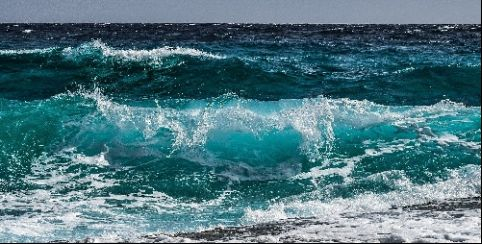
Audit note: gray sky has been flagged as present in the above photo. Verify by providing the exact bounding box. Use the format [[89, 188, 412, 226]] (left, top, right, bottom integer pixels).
[[0, 0, 480, 24]]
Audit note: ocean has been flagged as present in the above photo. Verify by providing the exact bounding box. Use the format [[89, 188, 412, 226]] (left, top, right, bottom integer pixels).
[[0, 24, 480, 242]]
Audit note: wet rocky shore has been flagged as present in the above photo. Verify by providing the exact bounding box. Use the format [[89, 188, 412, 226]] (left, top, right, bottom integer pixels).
[[53, 196, 481, 243]]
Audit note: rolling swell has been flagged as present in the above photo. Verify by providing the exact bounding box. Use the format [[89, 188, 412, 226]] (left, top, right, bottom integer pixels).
[[1, 38, 480, 105], [1, 88, 480, 191]]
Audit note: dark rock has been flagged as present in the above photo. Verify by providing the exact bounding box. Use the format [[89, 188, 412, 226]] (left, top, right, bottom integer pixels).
[[402, 196, 481, 211]]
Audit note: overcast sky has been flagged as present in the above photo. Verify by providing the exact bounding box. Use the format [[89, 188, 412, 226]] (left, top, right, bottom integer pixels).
[[0, 0, 480, 24]]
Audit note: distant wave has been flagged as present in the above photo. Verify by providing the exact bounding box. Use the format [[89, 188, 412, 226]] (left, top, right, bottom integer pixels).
[[63, 40, 225, 63], [0, 47, 56, 55], [0, 40, 480, 105], [0, 40, 224, 63]]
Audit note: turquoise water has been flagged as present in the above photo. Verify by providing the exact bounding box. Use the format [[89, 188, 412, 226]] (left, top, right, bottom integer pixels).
[[0, 24, 480, 242]]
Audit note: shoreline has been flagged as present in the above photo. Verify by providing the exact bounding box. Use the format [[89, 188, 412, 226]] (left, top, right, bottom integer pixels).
[[55, 196, 480, 243], [164, 196, 481, 243]]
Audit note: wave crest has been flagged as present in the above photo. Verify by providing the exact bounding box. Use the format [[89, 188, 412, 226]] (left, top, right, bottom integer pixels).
[[0, 40, 224, 65], [70, 88, 480, 171]]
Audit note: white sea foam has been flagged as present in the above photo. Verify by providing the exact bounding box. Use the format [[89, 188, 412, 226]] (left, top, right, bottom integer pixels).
[[243, 164, 480, 224], [0, 155, 479, 243], [293, 139, 415, 182]]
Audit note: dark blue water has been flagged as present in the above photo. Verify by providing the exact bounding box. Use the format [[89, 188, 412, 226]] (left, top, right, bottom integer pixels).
[[0, 24, 480, 242]]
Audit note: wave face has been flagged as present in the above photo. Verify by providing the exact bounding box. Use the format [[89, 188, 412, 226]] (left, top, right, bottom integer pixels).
[[0, 24, 481, 242]]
